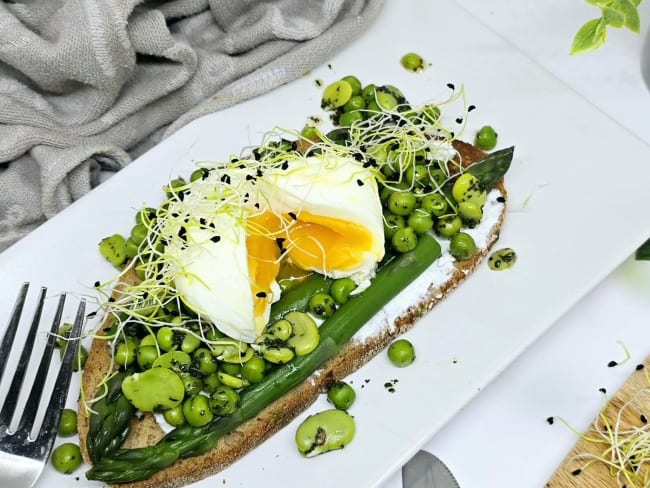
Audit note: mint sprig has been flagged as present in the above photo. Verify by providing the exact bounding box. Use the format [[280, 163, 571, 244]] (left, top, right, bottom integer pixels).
[[572, 0, 643, 54]]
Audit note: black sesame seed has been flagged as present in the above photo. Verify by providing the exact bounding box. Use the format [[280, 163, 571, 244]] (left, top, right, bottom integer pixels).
[[546, 416, 554, 425], [496, 196, 506, 203], [641, 414, 648, 424], [200, 217, 207, 226], [599, 387, 607, 394], [455, 117, 463, 124], [281, 161, 289, 170], [468, 104, 476, 112], [275, 237, 285, 250], [447, 83, 455, 90], [254, 202, 260, 209], [108, 297, 115, 303], [607, 360, 618, 367], [211, 235, 221, 243], [245, 174, 255, 181], [256, 168, 264, 177], [571, 469, 581, 476], [220, 174, 231, 184], [637, 364, 645, 371], [94, 281, 100, 288], [256, 291, 267, 298], [288, 212, 297, 220], [356, 179, 364, 186]]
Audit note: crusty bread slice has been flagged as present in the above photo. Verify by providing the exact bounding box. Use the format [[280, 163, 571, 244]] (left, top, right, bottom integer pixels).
[[78, 140, 507, 488]]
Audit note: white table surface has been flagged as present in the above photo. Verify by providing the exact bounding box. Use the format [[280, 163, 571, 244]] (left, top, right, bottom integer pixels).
[[385, 1, 650, 487]]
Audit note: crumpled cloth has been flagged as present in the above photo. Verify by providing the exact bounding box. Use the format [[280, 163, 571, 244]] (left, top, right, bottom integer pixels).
[[0, 0, 384, 251]]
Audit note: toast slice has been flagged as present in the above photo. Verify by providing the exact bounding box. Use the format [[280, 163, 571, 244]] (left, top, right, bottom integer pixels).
[[78, 139, 507, 488]]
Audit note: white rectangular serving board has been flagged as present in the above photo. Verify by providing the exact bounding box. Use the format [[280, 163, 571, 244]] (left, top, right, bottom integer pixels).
[[2, 0, 650, 487]]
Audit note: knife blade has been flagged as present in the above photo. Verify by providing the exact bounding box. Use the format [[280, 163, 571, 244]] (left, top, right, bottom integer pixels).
[[402, 450, 461, 488]]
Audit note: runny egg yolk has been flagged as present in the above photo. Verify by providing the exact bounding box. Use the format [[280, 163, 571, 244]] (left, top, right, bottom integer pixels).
[[246, 213, 281, 328], [284, 210, 376, 273]]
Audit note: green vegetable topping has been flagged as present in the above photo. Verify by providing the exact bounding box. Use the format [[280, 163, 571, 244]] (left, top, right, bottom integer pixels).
[[327, 381, 356, 410], [58, 408, 78, 437], [183, 395, 214, 427], [308, 293, 337, 319], [475, 125, 498, 150], [330, 278, 357, 305], [400, 52, 428, 72], [321, 80, 353, 110], [387, 339, 416, 367], [51, 442, 82, 474], [121, 368, 185, 412], [488, 248, 517, 270], [295, 409, 356, 457], [449, 232, 477, 261], [98, 234, 127, 267]]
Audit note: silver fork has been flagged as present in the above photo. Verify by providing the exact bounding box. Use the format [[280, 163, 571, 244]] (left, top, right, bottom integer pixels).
[[0, 282, 86, 488]]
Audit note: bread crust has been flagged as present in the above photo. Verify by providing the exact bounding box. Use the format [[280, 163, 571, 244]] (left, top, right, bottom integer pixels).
[[78, 140, 507, 488]]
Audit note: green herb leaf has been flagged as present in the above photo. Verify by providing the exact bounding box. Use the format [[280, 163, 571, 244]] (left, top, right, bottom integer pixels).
[[571, 18, 608, 54], [617, 0, 641, 32], [636, 237, 650, 260], [602, 6, 625, 26], [466, 146, 514, 191]]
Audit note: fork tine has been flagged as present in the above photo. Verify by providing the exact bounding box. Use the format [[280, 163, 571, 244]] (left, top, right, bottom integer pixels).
[[14, 293, 67, 434], [35, 299, 85, 444], [0, 282, 29, 381], [0, 287, 47, 429]]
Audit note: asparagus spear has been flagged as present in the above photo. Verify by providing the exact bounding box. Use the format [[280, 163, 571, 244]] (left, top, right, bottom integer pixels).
[[86, 234, 442, 482]]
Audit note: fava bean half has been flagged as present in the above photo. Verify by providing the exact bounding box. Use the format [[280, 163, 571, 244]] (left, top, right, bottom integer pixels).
[[295, 409, 356, 457], [121, 367, 184, 412]]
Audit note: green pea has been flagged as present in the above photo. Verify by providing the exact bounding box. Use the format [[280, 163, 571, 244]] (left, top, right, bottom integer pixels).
[[400, 52, 427, 72], [391, 227, 418, 253], [420, 194, 448, 217], [387, 339, 415, 367], [137, 345, 159, 370], [388, 191, 417, 216], [343, 95, 366, 112], [135, 207, 157, 226], [192, 347, 218, 375], [258, 338, 295, 364], [121, 367, 184, 412], [452, 173, 486, 206], [330, 278, 357, 305], [181, 373, 203, 397], [322, 80, 353, 110], [428, 168, 447, 188], [406, 164, 429, 184], [407, 209, 434, 235], [51, 442, 82, 474], [268, 319, 292, 341], [114, 338, 137, 367], [180, 332, 201, 355], [57, 408, 78, 437], [458, 201, 483, 228], [488, 248, 517, 271], [286, 311, 320, 356], [55, 323, 73, 349], [309, 293, 336, 319], [166, 177, 187, 198], [220, 362, 242, 376], [125, 238, 139, 259], [156, 326, 176, 352], [190, 168, 209, 182], [449, 232, 477, 261], [366, 99, 382, 114], [163, 405, 185, 427], [435, 215, 462, 238], [209, 386, 240, 416], [383, 213, 406, 241], [295, 409, 356, 457], [341, 75, 362, 96], [375, 90, 398, 111], [475, 125, 498, 150], [139, 333, 157, 347], [327, 381, 356, 410], [380, 186, 396, 205], [182, 395, 214, 427], [361, 84, 377, 104], [99, 234, 127, 267], [338, 110, 364, 127], [241, 354, 266, 384], [421, 105, 441, 124], [129, 224, 148, 246], [202, 372, 222, 394], [59, 344, 88, 372]]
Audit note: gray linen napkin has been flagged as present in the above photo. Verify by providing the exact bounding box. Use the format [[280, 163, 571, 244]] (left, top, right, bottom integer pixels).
[[0, 0, 384, 251]]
